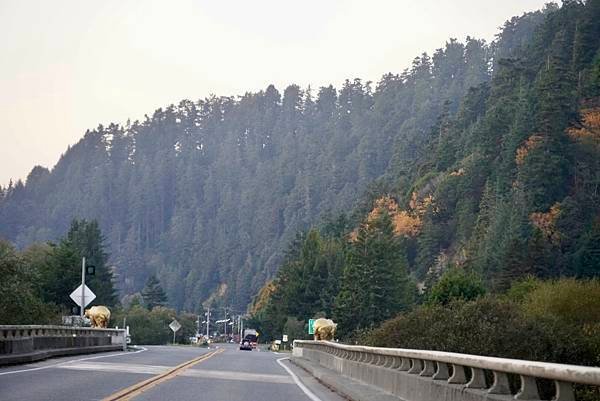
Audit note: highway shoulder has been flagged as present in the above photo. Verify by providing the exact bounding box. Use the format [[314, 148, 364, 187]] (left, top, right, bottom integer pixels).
[[277, 357, 349, 401]]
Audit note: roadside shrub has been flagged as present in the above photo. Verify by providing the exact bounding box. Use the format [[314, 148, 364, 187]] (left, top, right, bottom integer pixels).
[[504, 275, 541, 302], [0, 240, 59, 325], [425, 267, 486, 306], [362, 294, 599, 367], [522, 278, 600, 326], [113, 305, 177, 344]]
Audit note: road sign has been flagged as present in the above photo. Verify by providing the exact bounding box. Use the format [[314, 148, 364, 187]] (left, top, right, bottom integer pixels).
[[86, 265, 96, 275], [169, 319, 182, 344], [308, 319, 315, 335], [169, 319, 182, 333], [69, 284, 96, 308], [282, 335, 288, 342]]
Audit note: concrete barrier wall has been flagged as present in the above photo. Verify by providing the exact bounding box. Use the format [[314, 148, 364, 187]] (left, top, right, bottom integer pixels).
[[293, 340, 600, 401], [0, 325, 126, 365]]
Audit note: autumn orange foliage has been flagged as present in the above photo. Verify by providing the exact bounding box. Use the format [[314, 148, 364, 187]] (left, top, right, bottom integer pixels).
[[392, 210, 422, 237], [349, 194, 436, 240], [567, 108, 600, 145], [516, 134, 543, 165], [530, 203, 561, 244], [250, 280, 277, 315]]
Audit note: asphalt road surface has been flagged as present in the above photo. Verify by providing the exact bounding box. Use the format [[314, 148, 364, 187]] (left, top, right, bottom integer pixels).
[[0, 344, 345, 401]]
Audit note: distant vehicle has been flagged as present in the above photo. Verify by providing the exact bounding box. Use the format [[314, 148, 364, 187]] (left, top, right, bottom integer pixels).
[[240, 328, 258, 350], [239, 338, 252, 351]]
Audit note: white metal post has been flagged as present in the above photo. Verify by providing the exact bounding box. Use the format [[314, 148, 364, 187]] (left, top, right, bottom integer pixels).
[[197, 314, 200, 337], [80, 257, 86, 318], [206, 308, 210, 338]]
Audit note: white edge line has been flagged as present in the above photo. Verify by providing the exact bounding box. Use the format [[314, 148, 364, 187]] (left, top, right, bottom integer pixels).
[[0, 346, 147, 376], [277, 357, 322, 401]]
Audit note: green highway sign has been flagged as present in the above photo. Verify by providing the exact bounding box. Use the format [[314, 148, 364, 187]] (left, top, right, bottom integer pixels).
[[308, 318, 315, 335]]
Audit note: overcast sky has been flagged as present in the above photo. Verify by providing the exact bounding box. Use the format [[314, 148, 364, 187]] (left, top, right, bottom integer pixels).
[[0, 0, 549, 187]]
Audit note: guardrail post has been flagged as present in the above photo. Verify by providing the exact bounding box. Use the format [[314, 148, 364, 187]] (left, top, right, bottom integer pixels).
[[398, 357, 411, 371], [433, 362, 449, 380], [488, 371, 511, 395], [554, 381, 575, 401], [408, 359, 423, 374], [448, 364, 468, 384], [466, 367, 487, 389], [515, 375, 541, 400], [420, 360, 436, 377]]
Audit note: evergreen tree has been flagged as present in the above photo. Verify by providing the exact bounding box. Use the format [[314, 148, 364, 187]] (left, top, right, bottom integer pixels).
[[67, 219, 118, 307], [37, 239, 81, 311], [142, 275, 168, 310], [335, 211, 412, 336]]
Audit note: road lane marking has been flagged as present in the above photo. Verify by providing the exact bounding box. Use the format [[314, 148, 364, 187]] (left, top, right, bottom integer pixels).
[[59, 361, 294, 384], [0, 347, 147, 377], [103, 348, 224, 401], [277, 357, 323, 401], [58, 362, 169, 375], [181, 368, 293, 384]]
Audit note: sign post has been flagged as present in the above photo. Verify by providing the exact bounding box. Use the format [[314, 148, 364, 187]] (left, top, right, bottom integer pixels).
[[169, 319, 182, 344], [80, 257, 85, 318], [282, 334, 288, 351]]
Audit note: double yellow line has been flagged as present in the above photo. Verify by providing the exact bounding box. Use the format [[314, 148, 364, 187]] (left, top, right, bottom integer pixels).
[[103, 348, 224, 401]]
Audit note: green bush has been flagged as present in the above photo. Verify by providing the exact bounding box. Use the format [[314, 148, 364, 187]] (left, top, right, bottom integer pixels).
[[112, 305, 174, 344], [504, 275, 541, 302], [362, 293, 599, 367], [111, 305, 199, 345], [425, 267, 486, 306], [0, 240, 59, 324], [522, 278, 600, 327]]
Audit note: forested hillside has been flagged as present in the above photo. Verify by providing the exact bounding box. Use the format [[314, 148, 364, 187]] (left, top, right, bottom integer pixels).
[[250, 0, 600, 341], [0, 2, 589, 314]]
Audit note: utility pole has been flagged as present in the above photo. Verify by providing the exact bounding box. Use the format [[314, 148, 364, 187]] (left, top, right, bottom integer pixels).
[[196, 314, 200, 337], [223, 306, 229, 338], [80, 257, 86, 318], [205, 308, 210, 338]]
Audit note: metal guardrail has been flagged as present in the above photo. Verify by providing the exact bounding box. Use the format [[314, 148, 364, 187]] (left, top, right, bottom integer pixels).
[[293, 340, 600, 401]]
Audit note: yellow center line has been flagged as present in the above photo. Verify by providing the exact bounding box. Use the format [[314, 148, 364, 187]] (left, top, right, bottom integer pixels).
[[102, 348, 225, 401]]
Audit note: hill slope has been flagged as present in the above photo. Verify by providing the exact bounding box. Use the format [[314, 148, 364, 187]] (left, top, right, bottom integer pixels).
[[0, 6, 557, 311]]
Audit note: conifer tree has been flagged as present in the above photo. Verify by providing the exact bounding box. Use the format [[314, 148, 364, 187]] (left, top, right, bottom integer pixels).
[[142, 275, 168, 310], [67, 219, 118, 307], [335, 211, 412, 336]]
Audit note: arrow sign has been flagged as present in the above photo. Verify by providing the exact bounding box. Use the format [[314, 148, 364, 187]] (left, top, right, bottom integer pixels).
[[70, 284, 96, 308], [169, 319, 182, 333]]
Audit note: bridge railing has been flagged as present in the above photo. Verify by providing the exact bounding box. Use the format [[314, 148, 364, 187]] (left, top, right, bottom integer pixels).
[[293, 340, 600, 401], [0, 325, 126, 365]]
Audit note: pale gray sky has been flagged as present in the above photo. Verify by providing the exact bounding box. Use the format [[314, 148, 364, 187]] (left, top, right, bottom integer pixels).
[[0, 0, 548, 187]]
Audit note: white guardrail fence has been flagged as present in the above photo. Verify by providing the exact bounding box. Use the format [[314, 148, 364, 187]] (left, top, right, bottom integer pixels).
[[292, 340, 600, 401]]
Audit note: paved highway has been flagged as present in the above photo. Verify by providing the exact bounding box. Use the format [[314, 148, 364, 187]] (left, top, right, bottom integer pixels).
[[0, 344, 344, 401]]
